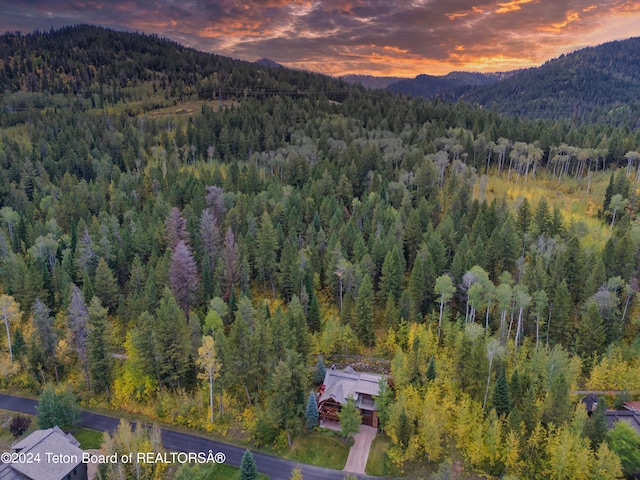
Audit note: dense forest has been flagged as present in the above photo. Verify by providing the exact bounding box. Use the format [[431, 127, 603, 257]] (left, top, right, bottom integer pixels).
[[447, 37, 640, 126], [1, 25, 640, 479], [377, 37, 640, 127]]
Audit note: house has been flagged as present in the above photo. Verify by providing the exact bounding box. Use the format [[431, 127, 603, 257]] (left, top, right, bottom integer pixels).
[[605, 408, 640, 436], [317, 365, 386, 428], [0, 426, 88, 480]]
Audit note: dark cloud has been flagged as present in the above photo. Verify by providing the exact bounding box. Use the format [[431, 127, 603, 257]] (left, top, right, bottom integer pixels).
[[0, 0, 638, 75]]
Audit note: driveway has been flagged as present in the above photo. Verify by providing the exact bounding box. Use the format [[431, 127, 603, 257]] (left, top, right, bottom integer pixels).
[[344, 424, 378, 475]]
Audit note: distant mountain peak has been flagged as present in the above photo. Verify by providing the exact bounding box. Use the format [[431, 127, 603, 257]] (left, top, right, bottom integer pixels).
[[255, 58, 284, 68]]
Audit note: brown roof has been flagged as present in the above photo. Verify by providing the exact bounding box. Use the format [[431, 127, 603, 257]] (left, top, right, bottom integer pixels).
[[318, 366, 385, 410]]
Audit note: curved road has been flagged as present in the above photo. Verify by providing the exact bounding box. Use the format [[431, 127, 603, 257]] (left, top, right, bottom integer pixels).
[[0, 394, 385, 480]]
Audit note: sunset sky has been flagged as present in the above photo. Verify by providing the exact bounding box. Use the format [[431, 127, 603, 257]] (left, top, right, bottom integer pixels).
[[1, 0, 639, 77]]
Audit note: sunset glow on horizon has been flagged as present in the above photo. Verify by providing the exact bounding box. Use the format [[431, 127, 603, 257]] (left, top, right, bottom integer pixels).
[[1, 0, 639, 77]]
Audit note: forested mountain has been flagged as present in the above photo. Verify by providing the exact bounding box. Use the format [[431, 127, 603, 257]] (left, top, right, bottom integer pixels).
[[341, 74, 409, 89], [387, 71, 504, 97], [1, 25, 640, 480], [448, 37, 640, 125], [0, 24, 354, 109]]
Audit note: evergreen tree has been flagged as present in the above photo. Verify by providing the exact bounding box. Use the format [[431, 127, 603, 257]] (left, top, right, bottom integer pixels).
[[93, 257, 119, 313], [256, 212, 278, 296], [575, 301, 606, 367], [533, 197, 551, 236], [378, 247, 403, 304], [355, 273, 375, 346], [313, 357, 326, 385], [240, 450, 258, 480], [30, 297, 58, 383], [155, 289, 191, 389], [87, 296, 111, 395], [515, 197, 532, 254], [307, 291, 320, 333], [305, 392, 319, 429], [396, 407, 412, 448], [585, 399, 608, 450], [492, 367, 511, 416], [375, 377, 392, 433], [169, 240, 200, 319], [543, 372, 572, 426], [549, 280, 572, 347], [426, 356, 437, 382], [509, 369, 524, 410], [37, 385, 79, 430], [607, 420, 640, 476], [267, 350, 308, 446], [408, 253, 427, 316]]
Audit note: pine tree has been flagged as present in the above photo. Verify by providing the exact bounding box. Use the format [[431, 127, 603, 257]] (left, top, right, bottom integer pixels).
[[165, 206, 189, 249], [93, 257, 119, 313], [585, 399, 608, 450], [575, 301, 606, 367], [87, 297, 111, 394], [375, 377, 392, 433], [30, 297, 58, 383], [307, 291, 320, 333], [256, 212, 278, 296], [155, 289, 191, 389], [492, 367, 511, 416], [37, 385, 79, 430], [169, 240, 200, 319], [240, 450, 258, 480], [305, 392, 319, 429], [408, 252, 428, 316], [607, 420, 640, 476], [355, 273, 375, 346], [515, 197, 532, 254], [426, 356, 436, 382], [396, 407, 412, 448], [378, 247, 403, 304], [221, 227, 240, 300], [549, 280, 572, 347], [543, 372, 572, 426], [313, 357, 326, 385]]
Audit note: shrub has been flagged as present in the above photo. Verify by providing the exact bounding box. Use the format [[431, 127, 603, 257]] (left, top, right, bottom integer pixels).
[[9, 415, 32, 437]]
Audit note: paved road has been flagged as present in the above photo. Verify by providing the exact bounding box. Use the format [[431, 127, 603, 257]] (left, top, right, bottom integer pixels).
[[0, 394, 385, 480]]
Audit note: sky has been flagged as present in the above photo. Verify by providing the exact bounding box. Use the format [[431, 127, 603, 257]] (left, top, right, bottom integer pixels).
[[1, 0, 639, 77]]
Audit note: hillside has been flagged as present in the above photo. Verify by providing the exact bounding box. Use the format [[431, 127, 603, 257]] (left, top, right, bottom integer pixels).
[[0, 25, 354, 109], [341, 74, 408, 89], [387, 71, 505, 97], [451, 37, 640, 125]]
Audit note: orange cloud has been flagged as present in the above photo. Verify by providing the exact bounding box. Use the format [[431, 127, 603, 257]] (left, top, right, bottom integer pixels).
[[447, 12, 469, 20], [383, 45, 409, 54], [538, 11, 581, 32], [495, 0, 535, 14], [198, 22, 271, 38]]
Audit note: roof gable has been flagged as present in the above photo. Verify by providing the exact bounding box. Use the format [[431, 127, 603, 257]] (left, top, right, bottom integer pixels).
[[8, 428, 83, 480], [318, 366, 385, 408]]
